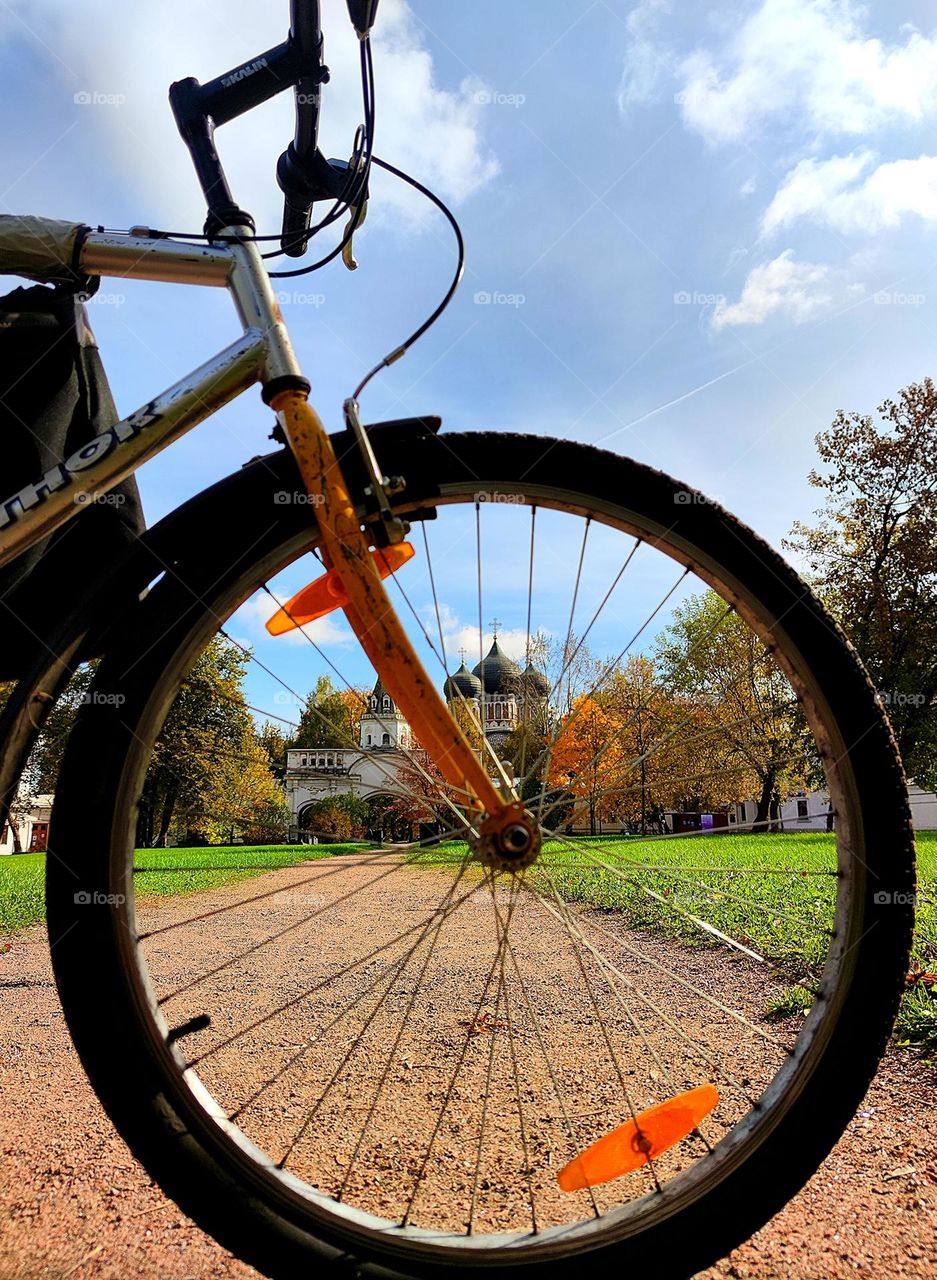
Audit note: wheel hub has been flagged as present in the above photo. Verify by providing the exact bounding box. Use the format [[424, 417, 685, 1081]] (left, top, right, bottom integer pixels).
[[473, 801, 541, 872]]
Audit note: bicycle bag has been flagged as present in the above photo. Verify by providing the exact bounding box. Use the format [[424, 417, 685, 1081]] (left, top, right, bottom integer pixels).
[[0, 283, 145, 680]]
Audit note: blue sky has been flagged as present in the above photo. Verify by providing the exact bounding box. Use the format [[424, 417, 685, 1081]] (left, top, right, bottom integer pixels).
[[3, 0, 936, 716]]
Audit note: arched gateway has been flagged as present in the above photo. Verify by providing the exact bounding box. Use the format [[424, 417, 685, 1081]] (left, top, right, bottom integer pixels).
[[284, 639, 549, 839]]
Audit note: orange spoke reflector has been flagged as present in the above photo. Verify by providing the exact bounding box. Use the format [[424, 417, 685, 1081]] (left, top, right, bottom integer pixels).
[[557, 1083, 719, 1192], [266, 542, 416, 635]]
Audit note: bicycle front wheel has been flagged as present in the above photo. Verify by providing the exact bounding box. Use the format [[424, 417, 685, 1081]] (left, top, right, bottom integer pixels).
[[46, 432, 914, 1279]]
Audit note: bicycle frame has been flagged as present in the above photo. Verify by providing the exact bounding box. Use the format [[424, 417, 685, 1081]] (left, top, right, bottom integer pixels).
[[0, 230, 295, 566], [0, 224, 518, 828]]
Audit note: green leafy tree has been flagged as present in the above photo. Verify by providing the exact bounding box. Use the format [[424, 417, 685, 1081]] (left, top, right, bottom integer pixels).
[[292, 676, 365, 750], [786, 379, 937, 788]]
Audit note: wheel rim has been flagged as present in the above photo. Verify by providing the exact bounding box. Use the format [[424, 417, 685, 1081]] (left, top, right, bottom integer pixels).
[[97, 462, 878, 1269]]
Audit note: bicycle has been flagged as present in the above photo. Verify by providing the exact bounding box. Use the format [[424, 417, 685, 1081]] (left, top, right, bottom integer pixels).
[[0, 2, 915, 1277]]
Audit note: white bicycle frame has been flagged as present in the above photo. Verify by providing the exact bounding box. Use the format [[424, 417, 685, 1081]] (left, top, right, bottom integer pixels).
[[0, 227, 300, 568]]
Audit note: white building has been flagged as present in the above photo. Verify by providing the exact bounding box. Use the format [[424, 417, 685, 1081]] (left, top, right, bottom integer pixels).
[[732, 790, 833, 832], [284, 639, 550, 836], [0, 794, 53, 854]]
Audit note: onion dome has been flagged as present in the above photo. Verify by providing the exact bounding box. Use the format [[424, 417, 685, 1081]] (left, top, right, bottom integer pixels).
[[472, 638, 521, 695], [444, 661, 482, 700], [522, 663, 550, 698]]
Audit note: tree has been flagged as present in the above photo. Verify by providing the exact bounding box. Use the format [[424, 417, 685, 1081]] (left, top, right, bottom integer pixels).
[[656, 592, 810, 830], [786, 379, 937, 788], [195, 734, 291, 845], [604, 655, 688, 831], [1, 668, 94, 850], [257, 720, 290, 783], [385, 752, 449, 833], [299, 794, 368, 841], [292, 676, 366, 751], [547, 695, 624, 834], [138, 637, 289, 846]]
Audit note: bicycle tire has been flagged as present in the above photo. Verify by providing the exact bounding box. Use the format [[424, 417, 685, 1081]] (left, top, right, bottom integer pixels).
[[45, 433, 914, 1279]]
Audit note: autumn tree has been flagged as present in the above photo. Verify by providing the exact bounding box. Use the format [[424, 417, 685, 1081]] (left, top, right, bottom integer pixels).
[[547, 694, 624, 834], [196, 732, 291, 845], [299, 794, 368, 841], [785, 379, 937, 788], [604, 655, 691, 831], [257, 720, 290, 783], [385, 752, 451, 837], [138, 638, 289, 846], [656, 592, 809, 831]]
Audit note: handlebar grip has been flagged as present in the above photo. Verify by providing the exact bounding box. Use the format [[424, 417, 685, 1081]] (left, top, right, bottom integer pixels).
[[281, 195, 313, 258]]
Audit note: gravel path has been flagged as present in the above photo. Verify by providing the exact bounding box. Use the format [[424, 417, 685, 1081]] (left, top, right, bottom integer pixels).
[[1, 852, 934, 1279]]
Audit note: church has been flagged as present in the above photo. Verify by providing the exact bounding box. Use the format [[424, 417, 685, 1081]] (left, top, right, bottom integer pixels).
[[284, 631, 549, 838]]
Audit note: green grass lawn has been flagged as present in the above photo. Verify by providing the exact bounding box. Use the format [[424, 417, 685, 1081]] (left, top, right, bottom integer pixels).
[[0, 843, 366, 934], [411, 829, 936, 1051], [3, 831, 934, 1049]]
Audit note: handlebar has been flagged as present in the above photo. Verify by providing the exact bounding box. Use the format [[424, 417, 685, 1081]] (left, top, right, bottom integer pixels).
[[277, 1, 379, 257], [276, 0, 326, 254], [169, 0, 378, 251]]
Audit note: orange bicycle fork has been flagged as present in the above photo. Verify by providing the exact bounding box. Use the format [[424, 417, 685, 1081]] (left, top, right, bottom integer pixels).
[[271, 389, 540, 867]]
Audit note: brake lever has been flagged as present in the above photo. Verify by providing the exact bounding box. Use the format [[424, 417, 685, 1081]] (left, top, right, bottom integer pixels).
[[341, 197, 368, 271]]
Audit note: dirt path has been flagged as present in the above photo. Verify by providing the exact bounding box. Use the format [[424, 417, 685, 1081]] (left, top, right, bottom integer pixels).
[[1, 852, 934, 1279]]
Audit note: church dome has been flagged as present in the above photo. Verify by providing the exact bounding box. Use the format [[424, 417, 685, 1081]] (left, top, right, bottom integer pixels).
[[522, 663, 550, 698], [444, 661, 482, 700], [472, 639, 521, 695]]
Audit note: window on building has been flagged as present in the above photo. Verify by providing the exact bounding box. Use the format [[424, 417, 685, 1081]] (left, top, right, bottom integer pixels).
[[383, 696, 390, 711], [366, 734, 372, 746], [382, 733, 390, 745], [797, 799, 809, 820], [301, 756, 307, 766]]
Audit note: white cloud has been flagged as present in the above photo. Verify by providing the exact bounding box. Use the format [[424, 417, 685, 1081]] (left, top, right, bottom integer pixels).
[[739, 176, 757, 196], [676, 0, 937, 145], [711, 249, 833, 327], [429, 603, 534, 671], [762, 149, 937, 235], [11, 0, 497, 230], [618, 0, 673, 113], [236, 590, 355, 648]]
